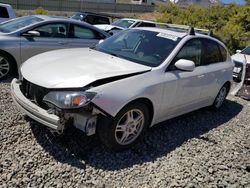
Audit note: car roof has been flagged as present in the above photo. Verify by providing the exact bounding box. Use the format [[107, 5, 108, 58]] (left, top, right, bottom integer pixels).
[[8, 15, 109, 37], [134, 27, 218, 40], [120, 18, 156, 24], [0, 3, 12, 7], [134, 27, 188, 38], [34, 15, 72, 21]]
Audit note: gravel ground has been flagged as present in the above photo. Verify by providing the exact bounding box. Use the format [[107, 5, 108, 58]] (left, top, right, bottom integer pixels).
[[0, 81, 249, 187]]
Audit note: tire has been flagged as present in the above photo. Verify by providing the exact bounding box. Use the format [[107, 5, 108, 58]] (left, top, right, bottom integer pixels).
[[211, 84, 229, 110], [98, 103, 149, 151], [0, 52, 15, 80]]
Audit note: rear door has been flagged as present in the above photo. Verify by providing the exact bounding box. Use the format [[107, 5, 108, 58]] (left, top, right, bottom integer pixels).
[[20, 22, 69, 63], [200, 39, 230, 102], [67, 23, 106, 48]]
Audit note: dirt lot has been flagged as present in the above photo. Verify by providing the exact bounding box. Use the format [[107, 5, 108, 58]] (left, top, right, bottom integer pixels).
[[0, 80, 249, 187]]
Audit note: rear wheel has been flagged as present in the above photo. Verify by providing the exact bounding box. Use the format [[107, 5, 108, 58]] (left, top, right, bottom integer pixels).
[[212, 84, 229, 110], [98, 103, 149, 151], [0, 53, 15, 80]]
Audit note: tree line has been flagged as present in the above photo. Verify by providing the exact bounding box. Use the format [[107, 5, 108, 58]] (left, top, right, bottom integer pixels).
[[156, 2, 250, 53]]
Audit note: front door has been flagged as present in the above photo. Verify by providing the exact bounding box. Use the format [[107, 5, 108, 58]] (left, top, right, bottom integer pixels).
[[160, 39, 206, 120], [20, 23, 69, 63]]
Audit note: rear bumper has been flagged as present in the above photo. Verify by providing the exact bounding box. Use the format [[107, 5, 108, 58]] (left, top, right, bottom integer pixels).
[[11, 79, 63, 131]]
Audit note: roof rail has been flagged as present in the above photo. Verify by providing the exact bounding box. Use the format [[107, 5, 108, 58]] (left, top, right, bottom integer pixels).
[[156, 22, 213, 36]]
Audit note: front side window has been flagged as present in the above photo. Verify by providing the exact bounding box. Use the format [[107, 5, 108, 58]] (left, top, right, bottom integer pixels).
[[0, 16, 43, 33], [96, 29, 180, 67], [34, 23, 68, 38], [69, 24, 103, 39], [203, 39, 222, 65], [173, 39, 202, 66]]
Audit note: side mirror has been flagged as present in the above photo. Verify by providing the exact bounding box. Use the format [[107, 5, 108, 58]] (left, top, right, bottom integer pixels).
[[22, 31, 40, 37], [236, 49, 242, 53], [174, 59, 195, 72], [98, 39, 104, 44]]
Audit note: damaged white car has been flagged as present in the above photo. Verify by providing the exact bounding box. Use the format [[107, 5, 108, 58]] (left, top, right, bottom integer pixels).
[[11, 27, 233, 151]]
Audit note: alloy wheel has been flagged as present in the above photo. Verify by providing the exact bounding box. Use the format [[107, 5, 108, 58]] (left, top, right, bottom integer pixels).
[[0, 56, 10, 79], [115, 109, 145, 145], [215, 86, 227, 108]]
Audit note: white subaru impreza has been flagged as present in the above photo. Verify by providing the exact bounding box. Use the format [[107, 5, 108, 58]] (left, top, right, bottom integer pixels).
[[11, 27, 234, 151]]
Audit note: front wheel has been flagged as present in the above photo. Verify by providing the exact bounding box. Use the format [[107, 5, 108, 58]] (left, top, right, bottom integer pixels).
[[98, 103, 149, 151], [211, 84, 229, 110], [0, 53, 15, 80]]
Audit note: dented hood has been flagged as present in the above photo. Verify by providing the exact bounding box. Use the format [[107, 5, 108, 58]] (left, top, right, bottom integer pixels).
[[21, 48, 151, 88], [231, 53, 250, 64]]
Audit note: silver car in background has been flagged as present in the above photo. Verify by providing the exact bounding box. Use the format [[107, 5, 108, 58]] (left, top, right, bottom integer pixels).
[[0, 15, 109, 80]]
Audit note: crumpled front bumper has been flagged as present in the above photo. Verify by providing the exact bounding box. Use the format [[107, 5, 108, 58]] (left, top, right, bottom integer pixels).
[[11, 78, 63, 131]]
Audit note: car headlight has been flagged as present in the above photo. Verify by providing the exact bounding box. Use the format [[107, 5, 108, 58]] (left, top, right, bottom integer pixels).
[[43, 91, 97, 109]]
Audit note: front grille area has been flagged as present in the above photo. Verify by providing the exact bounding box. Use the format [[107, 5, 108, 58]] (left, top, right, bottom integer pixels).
[[20, 79, 50, 110]]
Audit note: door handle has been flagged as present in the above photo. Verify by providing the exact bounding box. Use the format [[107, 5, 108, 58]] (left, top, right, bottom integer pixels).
[[197, 75, 204, 79], [58, 41, 67, 45], [221, 69, 226, 72]]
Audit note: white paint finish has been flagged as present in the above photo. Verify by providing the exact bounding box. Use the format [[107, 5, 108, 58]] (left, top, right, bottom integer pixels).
[[21, 48, 151, 88], [17, 28, 234, 129], [231, 53, 250, 64]]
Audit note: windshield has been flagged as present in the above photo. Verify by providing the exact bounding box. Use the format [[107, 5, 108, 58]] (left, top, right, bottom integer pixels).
[[0, 16, 43, 33], [96, 29, 180, 67], [71, 13, 86, 21], [112, 19, 135, 29], [241, 46, 250, 55]]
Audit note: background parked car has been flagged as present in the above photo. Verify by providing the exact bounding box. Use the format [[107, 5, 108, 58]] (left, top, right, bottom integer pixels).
[[71, 12, 111, 25], [231, 46, 250, 99], [0, 15, 109, 80], [0, 3, 16, 23], [231, 46, 250, 82], [95, 18, 157, 35]]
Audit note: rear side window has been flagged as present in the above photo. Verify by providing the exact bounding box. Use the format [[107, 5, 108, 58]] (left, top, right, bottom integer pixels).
[[137, 22, 156, 27], [94, 16, 110, 25], [0, 6, 9, 18], [70, 24, 105, 39], [203, 39, 222, 65], [85, 15, 110, 25]]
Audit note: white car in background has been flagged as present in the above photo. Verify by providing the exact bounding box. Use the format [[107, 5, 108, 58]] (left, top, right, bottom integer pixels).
[[11, 27, 233, 151], [231, 46, 250, 82], [95, 18, 156, 35]]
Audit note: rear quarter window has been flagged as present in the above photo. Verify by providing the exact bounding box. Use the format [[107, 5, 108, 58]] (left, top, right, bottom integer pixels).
[[0, 6, 9, 18], [218, 45, 228, 62]]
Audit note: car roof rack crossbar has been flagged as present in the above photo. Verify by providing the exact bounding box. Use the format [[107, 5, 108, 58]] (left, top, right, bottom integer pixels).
[[156, 22, 213, 36]]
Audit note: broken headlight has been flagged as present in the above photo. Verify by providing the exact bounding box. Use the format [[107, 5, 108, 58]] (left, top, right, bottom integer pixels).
[[43, 91, 97, 109]]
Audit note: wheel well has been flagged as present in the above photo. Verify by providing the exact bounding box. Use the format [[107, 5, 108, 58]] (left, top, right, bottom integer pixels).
[[126, 98, 154, 127], [0, 50, 18, 73], [224, 81, 231, 92]]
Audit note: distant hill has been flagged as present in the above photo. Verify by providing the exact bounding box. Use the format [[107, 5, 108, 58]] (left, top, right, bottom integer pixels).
[[156, 0, 222, 7]]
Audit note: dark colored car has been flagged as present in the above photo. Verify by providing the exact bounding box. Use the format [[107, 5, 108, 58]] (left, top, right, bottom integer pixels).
[[71, 12, 111, 25]]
